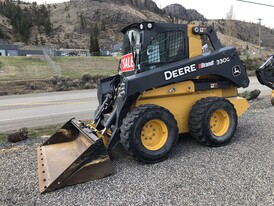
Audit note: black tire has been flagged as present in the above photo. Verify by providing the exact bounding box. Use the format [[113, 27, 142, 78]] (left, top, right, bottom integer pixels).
[[120, 105, 179, 163], [188, 97, 237, 147], [271, 96, 274, 106]]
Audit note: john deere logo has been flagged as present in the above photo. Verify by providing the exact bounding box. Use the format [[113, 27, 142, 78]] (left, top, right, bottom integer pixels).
[[232, 66, 241, 76]]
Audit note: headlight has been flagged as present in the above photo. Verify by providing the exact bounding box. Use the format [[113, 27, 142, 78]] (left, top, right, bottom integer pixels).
[[147, 23, 153, 29]]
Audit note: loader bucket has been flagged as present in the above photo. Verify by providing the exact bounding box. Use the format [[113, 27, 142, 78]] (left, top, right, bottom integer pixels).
[[37, 118, 113, 194]]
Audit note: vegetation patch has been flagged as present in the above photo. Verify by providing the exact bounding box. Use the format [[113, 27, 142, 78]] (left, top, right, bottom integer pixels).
[[0, 124, 62, 144], [242, 57, 265, 76], [0, 56, 119, 95], [0, 55, 266, 96], [0, 121, 91, 144]]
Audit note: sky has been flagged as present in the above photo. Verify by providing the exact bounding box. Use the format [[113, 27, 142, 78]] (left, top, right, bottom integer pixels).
[[25, 0, 274, 29]]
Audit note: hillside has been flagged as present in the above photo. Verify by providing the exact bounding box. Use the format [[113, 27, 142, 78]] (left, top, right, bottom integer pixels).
[[0, 0, 205, 49], [46, 0, 170, 48], [207, 19, 274, 50], [163, 3, 205, 22]]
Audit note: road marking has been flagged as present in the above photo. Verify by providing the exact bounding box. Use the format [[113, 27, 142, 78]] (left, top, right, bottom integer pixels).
[[0, 109, 94, 122], [0, 100, 96, 107], [0, 100, 98, 115]]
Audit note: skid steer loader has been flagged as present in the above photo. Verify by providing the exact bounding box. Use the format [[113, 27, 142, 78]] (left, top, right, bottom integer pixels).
[[37, 22, 274, 194]]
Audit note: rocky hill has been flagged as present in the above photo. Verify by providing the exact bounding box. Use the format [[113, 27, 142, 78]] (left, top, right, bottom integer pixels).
[[0, 0, 206, 49], [46, 0, 170, 49], [163, 4, 205, 22], [48, 0, 207, 48], [207, 19, 274, 50]]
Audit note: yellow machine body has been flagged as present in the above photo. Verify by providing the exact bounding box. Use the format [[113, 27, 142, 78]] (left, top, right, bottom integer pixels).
[[135, 81, 249, 134]]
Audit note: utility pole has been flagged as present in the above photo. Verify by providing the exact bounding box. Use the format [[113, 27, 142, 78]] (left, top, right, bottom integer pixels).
[[258, 18, 262, 54]]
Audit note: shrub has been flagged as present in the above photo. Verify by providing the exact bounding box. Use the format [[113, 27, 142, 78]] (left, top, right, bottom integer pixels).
[[49, 75, 59, 85], [80, 72, 92, 83], [84, 82, 93, 89], [242, 57, 264, 76], [29, 82, 36, 90]]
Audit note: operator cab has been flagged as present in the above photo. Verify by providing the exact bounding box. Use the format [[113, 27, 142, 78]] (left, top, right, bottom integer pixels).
[[120, 22, 189, 76]]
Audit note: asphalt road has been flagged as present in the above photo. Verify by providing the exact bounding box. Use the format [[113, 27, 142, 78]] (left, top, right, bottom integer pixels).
[[0, 76, 272, 132], [0, 89, 99, 132]]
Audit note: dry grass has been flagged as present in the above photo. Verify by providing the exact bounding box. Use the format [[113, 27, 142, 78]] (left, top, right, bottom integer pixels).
[[0, 56, 119, 81], [0, 56, 52, 81], [54, 56, 120, 78], [0, 124, 62, 144]]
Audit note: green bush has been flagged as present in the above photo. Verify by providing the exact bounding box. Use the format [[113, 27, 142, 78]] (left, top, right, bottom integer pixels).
[[242, 57, 264, 75], [80, 72, 92, 83]]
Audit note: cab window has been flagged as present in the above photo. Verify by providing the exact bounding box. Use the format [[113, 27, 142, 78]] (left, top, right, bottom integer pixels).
[[141, 30, 186, 70]]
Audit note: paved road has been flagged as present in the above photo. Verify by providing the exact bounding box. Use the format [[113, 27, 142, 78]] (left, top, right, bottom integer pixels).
[[0, 76, 272, 132], [0, 89, 99, 132], [239, 76, 272, 96]]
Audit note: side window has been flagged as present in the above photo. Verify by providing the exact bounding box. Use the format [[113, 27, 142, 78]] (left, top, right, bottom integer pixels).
[[142, 30, 186, 70], [201, 35, 214, 53]]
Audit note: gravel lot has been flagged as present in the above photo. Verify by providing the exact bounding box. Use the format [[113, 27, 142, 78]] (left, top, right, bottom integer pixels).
[[0, 96, 274, 206]]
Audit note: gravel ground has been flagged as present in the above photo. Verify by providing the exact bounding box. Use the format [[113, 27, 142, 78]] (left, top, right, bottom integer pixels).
[[0, 96, 274, 206]]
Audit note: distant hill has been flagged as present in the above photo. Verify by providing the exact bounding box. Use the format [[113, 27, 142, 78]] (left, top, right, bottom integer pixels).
[[163, 4, 205, 22], [0, 0, 207, 48], [207, 19, 274, 50]]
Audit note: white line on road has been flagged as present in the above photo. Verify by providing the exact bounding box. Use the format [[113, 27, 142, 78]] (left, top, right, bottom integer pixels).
[[0, 109, 94, 122]]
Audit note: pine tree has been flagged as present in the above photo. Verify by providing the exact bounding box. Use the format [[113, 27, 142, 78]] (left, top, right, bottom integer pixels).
[[0, 28, 5, 38], [89, 31, 94, 54], [35, 34, 39, 45], [80, 13, 86, 33], [101, 19, 106, 31], [93, 35, 100, 56], [93, 23, 99, 36], [89, 25, 100, 56]]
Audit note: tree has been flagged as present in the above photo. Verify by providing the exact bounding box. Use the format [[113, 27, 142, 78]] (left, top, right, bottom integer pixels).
[[79, 13, 86, 33], [93, 35, 100, 56], [0, 28, 5, 38], [0, 0, 53, 42], [35, 34, 39, 45], [89, 25, 100, 56], [93, 23, 99, 36], [100, 19, 106, 31], [224, 5, 237, 37], [40, 36, 45, 45]]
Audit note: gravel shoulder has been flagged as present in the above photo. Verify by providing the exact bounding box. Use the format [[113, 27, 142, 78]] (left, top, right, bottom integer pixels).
[[0, 97, 274, 206]]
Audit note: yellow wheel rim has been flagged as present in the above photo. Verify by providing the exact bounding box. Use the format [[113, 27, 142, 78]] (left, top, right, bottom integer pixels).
[[141, 119, 168, 151], [210, 109, 230, 137]]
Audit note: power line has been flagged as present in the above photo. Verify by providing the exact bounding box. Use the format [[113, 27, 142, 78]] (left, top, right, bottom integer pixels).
[[236, 0, 274, 7]]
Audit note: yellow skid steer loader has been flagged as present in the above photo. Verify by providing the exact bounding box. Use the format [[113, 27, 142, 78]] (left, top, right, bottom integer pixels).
[[37, 22, 274, 193]]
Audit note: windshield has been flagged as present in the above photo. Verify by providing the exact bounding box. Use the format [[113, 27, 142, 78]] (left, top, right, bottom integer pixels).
[[122, 29, 141, 55]]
